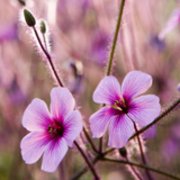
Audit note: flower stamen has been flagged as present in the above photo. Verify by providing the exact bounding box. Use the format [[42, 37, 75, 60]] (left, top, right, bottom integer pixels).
[[48, 120, 64, 138], [112, 99, 128, 113]]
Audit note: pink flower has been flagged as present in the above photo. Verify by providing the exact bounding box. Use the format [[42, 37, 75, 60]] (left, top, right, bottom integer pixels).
[[20, 87, 82, 172], [89, 71, 161, 148]]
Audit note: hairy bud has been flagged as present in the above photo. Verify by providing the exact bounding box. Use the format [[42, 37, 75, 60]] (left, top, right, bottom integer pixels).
[[40, 20, 46, 34], [119, 147, 127, 158], [23, 9, 36, 27]]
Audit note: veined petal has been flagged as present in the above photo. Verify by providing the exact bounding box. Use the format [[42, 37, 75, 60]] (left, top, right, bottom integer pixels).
[[22, 98, 51, 132], [50, 87, 75, 119], [121, 71, 152, 99], [63, 110, 83, 147], [89, 107, 114, 138], [41, 138, 68, 172], [128, 95, 161, 128], [93, 76, 121, 105], [108, 115, 134, 148], [20, 132, 47, 164]]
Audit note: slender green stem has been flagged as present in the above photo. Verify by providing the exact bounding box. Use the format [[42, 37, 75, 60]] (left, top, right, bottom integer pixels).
[[32, 27, 64, 87], [102, 158, 180, 180], [106, 0, 126, 75], [74, 141, 100, 180], [132, 120, 153, 180], [71, 157, 99, 180], [42, 33, 48, 50], [83, 127, 99, 153], [99, 137, 103, 153], [71, 148, 112, 180], [130, 97, 180, 140], [103, 148, 115, 156], [127, 114, 153, 179], [125, 157, 143, 180]]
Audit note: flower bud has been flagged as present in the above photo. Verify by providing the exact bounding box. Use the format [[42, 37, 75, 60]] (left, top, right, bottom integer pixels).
[[40, 20, 46, 34], [23, 9, 36, 27], [119, 147, 127, 158]]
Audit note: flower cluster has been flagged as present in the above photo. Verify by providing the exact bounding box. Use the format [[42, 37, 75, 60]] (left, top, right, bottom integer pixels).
[[21, 70, 161, 172]]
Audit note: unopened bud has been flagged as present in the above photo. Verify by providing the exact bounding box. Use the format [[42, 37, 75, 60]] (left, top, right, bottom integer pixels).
[[23, 9, 36, 27], [119, 147, 127, 158], [40, 20, 46, 34]]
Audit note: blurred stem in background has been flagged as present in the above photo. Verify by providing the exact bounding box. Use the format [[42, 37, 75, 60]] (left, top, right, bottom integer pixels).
[[130, 118, 153, 180]]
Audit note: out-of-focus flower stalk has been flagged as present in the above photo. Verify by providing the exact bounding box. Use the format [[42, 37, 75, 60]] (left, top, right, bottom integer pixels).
[[119, 147, 143, 180], [129, 116, 153, 180]]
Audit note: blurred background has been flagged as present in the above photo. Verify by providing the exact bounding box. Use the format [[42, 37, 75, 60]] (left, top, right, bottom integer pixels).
[[0, 0, 179, 179]]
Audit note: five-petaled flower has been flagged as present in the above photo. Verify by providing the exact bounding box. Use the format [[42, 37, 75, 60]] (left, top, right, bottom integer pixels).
[[89, 71, 161, 148], [20, 87, 82, 172]]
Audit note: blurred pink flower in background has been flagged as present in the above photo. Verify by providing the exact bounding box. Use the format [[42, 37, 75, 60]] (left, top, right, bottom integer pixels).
[[0, 22, 18, 43], [90, 30, 110, 65], [20, 87, 82, 172], [89, 71, 161, 148], [162, 121, 180, 162]]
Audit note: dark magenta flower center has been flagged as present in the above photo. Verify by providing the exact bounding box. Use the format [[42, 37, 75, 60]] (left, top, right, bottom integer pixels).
[[112, 98, 128, 113], [48, 120, 64, 138]]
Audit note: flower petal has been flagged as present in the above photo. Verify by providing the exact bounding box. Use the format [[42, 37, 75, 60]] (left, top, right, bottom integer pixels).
[[89, 107, 114, 138], [41, 138, 68, 172], [22, 98, 51, 132], [93, 76, 121, 105], [63, 110, 83, 147], [121, 71, 152, 99], [108, 115, 134, 148], [20, 132, 47, 164], [128, 95, 161, 128], [50, 87, 75, 119]]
